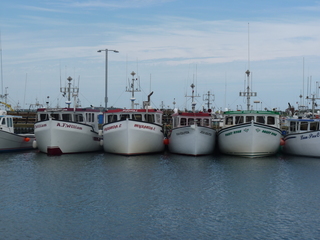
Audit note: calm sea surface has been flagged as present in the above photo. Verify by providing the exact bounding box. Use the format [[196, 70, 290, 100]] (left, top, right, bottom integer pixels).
[[1, 150, 320, 240]]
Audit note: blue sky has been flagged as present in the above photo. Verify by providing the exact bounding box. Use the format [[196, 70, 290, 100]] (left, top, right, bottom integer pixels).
[[1, 0, 320, 112]]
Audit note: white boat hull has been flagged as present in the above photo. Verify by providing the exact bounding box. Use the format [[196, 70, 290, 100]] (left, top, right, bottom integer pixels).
[[102, 119, 164, 155], [168, 125, 216, 156], [0, 130, 35, 152], [34, 119, 102, 155], [283, 131, 320, 157], [218, 122, 282, 157]]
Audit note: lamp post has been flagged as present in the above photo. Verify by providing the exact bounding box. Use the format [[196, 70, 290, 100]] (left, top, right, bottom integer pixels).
[[97, 49, 119, 110]]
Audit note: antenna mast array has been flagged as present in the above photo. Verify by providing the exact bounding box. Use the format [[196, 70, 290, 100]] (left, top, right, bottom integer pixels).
[[185, 83, 200, 113], [203, 91, 215, 110], [60, 76, 79, 108], [126, 71, 141, 109]]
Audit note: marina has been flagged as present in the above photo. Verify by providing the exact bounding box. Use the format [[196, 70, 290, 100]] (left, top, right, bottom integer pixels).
[[1, 1, 320, 238]]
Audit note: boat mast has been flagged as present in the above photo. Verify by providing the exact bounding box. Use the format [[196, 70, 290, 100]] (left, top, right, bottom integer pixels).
[[203, 91, 215, 111], [239, 23, 257, 111], [185, 83, 198, 113]]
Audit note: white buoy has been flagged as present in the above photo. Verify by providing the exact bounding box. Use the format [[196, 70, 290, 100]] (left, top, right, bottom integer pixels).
[[32, 140, 37, 149]]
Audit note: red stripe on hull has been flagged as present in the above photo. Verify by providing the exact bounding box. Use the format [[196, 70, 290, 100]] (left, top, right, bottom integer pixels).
[[47, 147, 63, 155]]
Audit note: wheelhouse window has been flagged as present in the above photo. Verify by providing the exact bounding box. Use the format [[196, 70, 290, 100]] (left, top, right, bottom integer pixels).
[[246, 116, 254, 122], [203, 119, 210, 126], [256, 116, 265, 123], [146, 114, 155, 123], [39, 114, 49, 121], [133, 114, 142, 121], [300, 122, 308, 131], [310, 122, 318, 131], [51, 114, 60, 120], [75, 114, 84, 122], [290, 121, 296, 132], [120, 114, 130, 120], [86, 113, 95, 122], [235, 116, 244, 124], [1, 117, 5, 125], [180, 118, 186, 126], [155, 114, 162, 124], [225, 116, 233, 125], [196, 118, 202, 126], [267, 116, 275, 125], [188, 118, 194, 125], [62, 114, 72, 121], [8, 117, 12, 127], [107, 115, 117, 123]]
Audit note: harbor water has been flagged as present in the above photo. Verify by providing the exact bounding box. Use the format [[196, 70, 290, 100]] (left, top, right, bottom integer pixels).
[[1, 150, 320, 239]]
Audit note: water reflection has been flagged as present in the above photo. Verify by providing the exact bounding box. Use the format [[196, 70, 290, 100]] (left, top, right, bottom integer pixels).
[[1, 151, 320, 239]]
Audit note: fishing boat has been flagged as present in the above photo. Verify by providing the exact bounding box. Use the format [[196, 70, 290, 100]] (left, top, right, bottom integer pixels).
[[282, 118, 320, 157], [218, 110, 282, 157], [0, 109, 35, 152], [101, 71, 165, 155], [167, 84, 216, 156], [217, 70, 282, 157], [33, 76, 103, 155], [282, 95, 320, 157]]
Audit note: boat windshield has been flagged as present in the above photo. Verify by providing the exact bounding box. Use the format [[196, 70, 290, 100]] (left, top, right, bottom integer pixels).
[[289, 120, 319, 132], [225, 115, 277, 126]]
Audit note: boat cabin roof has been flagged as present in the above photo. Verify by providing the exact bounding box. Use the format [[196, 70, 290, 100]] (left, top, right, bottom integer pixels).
[[103, 108, 163, 125], [172, 112, 212, 117], [37, 108, 102, 113], [286, 118, 320, 122], [105, 108, 162, 114], [223, 110, 280, 115]]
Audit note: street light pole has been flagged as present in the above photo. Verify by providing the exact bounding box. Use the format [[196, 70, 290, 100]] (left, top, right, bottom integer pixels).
[[97, 49, 119, 110]]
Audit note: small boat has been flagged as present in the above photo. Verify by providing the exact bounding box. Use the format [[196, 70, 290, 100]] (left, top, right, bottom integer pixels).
[[101, 71, 165, 155], [282, 96, 320, 157], [33, 76, 103, 155], [0, 109, 35, 152], [167, 83, 216, 156], [217, 70, 282, 157]]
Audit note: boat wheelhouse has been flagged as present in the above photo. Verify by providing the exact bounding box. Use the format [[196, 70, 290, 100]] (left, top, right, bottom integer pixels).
[[222, 110, 280, 128], [171, 112, 212, 129]]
